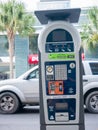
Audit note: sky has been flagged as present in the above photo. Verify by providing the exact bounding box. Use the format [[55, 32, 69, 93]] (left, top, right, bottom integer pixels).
[[0, 0, 40, 11], [71, 0, 98, 8], [1, 0, 98, 11], [19, 0, 39, 11]]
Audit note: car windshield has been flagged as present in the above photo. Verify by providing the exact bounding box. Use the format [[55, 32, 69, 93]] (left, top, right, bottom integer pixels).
[[17, 65, 38, 79], [26, 69, 39, 80]]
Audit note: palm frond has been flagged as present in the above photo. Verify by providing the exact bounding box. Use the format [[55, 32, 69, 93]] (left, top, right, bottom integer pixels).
[[81, 6, 98, 51]]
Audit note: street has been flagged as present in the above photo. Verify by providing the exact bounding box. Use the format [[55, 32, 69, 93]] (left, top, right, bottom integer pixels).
[[0, 106, 98, 130]]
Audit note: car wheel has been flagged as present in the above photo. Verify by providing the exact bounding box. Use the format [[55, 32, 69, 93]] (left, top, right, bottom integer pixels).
[[86, 91, 98, 113], [0, 92, 19, 114]]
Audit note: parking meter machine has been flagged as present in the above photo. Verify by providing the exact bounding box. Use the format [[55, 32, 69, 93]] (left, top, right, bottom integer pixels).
[[35, 9, 85, 130]]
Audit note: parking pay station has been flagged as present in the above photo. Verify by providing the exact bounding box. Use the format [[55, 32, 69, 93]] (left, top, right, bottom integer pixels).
[[35, 9, 85, 130]]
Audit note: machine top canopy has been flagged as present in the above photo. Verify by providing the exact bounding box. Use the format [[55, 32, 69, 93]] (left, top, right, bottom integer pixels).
[[34, 8, 81, 24]]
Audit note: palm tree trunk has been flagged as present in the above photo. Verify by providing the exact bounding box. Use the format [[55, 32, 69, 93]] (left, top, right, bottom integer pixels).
[[8, 37, 14, 79]]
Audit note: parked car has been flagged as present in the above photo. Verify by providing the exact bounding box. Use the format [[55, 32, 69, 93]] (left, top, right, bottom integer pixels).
[[83, 60, 98, 113], [0, 60, 98, 114], [0, 65, 39, 114]]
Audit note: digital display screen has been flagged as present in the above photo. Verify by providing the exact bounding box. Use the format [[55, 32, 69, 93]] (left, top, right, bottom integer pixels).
[[53, 30, 66, 42], [55, 103, 68, 110], [46, 29, 73, 42]]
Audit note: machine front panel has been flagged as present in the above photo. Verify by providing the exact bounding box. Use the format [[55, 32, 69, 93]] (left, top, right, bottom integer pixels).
[[45, 61, 76, 95], [36, 18, 84, 130], [47, 99, 76, 122], [45, 29, 74, 53]]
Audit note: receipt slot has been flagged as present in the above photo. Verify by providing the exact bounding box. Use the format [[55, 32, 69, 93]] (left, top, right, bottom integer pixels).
[[35, 9, 85, 130]]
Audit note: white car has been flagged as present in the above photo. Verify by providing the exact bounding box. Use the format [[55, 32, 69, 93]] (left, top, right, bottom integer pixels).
[[83, 60, 98, 113], [0, 65, 39, 114], [0, 60, 98, 114]]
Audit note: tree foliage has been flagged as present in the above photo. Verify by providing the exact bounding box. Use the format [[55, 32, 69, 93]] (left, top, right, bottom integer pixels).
[[81, 6, 98, 52], [0, 0, 35, 78]]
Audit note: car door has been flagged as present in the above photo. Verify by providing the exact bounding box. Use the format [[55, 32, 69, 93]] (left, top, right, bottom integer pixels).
[[22, 68, 39, 103], [83, 61, 98, 86]]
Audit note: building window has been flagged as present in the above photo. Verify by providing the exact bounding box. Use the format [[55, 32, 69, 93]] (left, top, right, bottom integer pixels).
[[0, 35, 9, 56], [29, 34, 38, 54]]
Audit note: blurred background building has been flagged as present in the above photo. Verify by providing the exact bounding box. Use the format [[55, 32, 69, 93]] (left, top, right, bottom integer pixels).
[[0, 0, 95, 79]]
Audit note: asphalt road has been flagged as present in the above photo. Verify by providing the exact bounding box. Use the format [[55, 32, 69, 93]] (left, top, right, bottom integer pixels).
[[0, 106, 98, 130]]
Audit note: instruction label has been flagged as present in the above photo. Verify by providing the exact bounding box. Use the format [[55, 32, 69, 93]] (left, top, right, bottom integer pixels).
[[48, 53, 75, 60]]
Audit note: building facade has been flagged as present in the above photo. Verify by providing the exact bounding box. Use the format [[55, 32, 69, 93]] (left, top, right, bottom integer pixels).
[[0, 0, 93, 79]]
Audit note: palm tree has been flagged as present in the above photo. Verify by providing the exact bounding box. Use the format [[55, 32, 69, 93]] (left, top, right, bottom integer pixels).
[[0, 0, 35, 78], [81, 6, 98, 57]]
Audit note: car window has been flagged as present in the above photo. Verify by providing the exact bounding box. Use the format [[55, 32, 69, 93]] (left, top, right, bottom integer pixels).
[[89, 63, 98, 75], [27, 69, 39, 79]]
